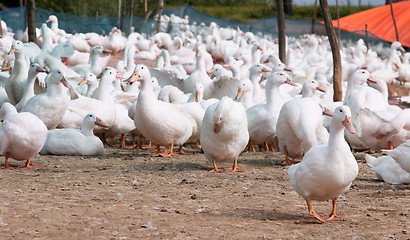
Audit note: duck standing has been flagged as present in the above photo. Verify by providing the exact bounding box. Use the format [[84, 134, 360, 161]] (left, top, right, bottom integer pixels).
[[288, 105, 358, 223], [0, 102, 48, 168], [21, 69, 70, 129], [200, 96, 249, 172]]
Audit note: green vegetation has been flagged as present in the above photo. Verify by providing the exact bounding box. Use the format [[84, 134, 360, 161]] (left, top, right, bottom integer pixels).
[[35, 0, 376, 23]]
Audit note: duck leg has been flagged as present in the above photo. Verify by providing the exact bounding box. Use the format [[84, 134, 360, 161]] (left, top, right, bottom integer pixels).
[[1, 153, 11, 169], [225, 157, 244, 172], [151, 145, 163, 157], [176, 144, 186, 154], [248, 140, 256, 152], [326, 198, 342, 221], [305, 196, 326, 223], [17, 159, 38, 168], [209, 156, 222, 173], [159, 142, 175, 158], [282, 146, 300, 165]]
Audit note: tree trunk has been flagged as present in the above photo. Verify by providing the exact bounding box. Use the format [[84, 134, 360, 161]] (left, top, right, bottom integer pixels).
[[276, 0, 286, 64], [283, 0, 294, 16], [387, 0, 399, 42], [320, 0, 343, 102], [157, 0, 164, 33], [26, 0, 36, 43], [117, 0, 122, 26]]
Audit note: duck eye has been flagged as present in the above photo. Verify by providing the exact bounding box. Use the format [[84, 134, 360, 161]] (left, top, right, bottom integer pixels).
[[89, 114, 92, 117], [339, 109, 343, 113]]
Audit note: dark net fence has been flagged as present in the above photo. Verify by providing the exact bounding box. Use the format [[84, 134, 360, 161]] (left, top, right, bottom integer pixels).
[[0, 4, 390, 48]]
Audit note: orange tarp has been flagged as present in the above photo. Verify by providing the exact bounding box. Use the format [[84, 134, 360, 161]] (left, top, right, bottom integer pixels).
[[331, 0, 410, 47]]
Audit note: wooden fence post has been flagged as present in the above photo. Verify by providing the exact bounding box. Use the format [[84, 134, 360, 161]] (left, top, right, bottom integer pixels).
[[320, 0, 343, 102]]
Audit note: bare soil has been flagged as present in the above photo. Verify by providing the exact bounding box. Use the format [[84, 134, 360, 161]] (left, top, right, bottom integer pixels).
[[0, 144, 408, 240]]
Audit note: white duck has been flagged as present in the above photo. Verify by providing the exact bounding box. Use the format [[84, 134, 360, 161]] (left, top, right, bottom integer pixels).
[[15, 63, 47, 112], [133, 64, 193, 157], [343, 69, 387, 149], [58, 67, 118, 132], [246, 71, 297, 151], [183, 48, 214, 99], [6, 40, 30, 104], [235, 79, 255, 109], [288, 105, 358, 223], [40, 113, 108, 156], [276, 79, 329, 164], [21, 69, 70, 129], [70, 46, 106, 76], [200, 96, 249, 172], [365, 154, 410, 185], [382, 139, 410, 173], [0, 102, 48, 168]]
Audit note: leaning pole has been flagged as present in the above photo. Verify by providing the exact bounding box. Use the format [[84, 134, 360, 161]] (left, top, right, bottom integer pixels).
[[320, 0, 343, 102]]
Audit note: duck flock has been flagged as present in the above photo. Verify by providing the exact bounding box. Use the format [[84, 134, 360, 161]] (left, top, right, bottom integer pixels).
[[0, 13, 410, 223]]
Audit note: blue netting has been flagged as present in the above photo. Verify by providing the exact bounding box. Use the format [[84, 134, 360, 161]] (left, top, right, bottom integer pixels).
[[0, 4, 391, 47]]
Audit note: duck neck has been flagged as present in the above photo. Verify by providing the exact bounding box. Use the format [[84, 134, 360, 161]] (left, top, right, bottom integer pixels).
[[328, 120, 347, 152], [22, 71, 39, 100], [85, 83, 98, 98], [265, 84, 280, 107], [13, 51, 29, 76], [97, 78, 114, 102], [48, 81, 67, 98], [195, 55, 205, 72], [81, 123, 94, 136]]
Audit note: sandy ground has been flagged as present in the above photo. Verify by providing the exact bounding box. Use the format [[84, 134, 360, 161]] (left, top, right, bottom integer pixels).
[[0, 143, 408, 240]]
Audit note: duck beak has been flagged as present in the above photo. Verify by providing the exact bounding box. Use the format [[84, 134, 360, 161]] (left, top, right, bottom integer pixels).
[[259, 76, 266, 84], [116, 71, 125, 79], [235, 89, 244, 100], [322, 106, 333, 117], [46, 18, 51, 23], [1, 66, 11, 72], [195, 91, 201, 102], [61, 76, 71, 89], [284, 66, 293, 72], [367, 75, 378, 84], [125, 71, 140, 84], [8, 46, 16, 55], [96, 72, 103, 78], [343, 116, 356, 134], [36, 65, 47, 73], [261, 66, 271, 73], [213, 122, 222, 134], [78, 76, 88, 85], [316, 85, 326, 93], [95, 117, 109, 130], [285, 77, 297, 86]]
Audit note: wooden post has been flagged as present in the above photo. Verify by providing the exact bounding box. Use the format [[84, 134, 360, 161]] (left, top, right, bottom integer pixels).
[[26, 0, 36, 43], [129, 0, 134, 34], [336, 0, 340, 43], [118, 0, 122, 26], [311, 0, 318, 34], [276, 0, 286, 64], [0, 16, 3, 37], [387, 0, 399, 42], [320, 0, 343, 102], [157, 0, 164, 33]]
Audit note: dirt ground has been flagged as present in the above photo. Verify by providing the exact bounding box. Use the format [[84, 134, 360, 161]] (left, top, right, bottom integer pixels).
[[0, 143, 408, 240]]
